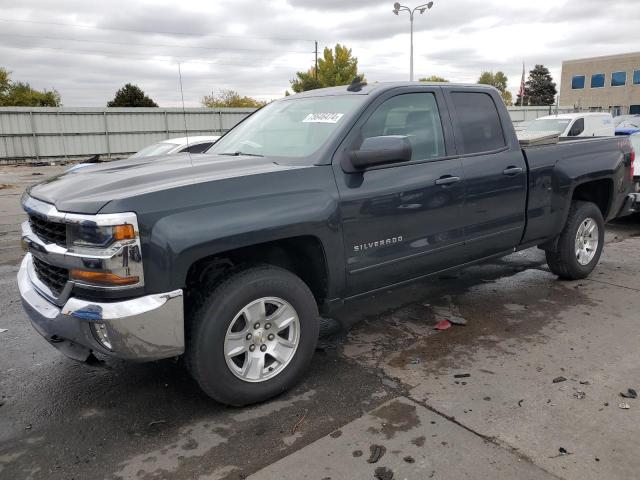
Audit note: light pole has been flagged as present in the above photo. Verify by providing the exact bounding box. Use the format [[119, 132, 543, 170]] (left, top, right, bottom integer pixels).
[[392, 2, 434, 81]]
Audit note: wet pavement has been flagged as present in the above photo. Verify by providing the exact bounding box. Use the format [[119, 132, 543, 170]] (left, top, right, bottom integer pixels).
[[1, 165, 640, 479]]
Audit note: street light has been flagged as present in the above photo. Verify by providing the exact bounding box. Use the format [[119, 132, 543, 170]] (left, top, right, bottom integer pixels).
[[392, 2, 434, 81]]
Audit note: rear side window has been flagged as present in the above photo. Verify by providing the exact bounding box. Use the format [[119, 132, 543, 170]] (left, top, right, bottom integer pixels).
[[450, 92, 506, 154]]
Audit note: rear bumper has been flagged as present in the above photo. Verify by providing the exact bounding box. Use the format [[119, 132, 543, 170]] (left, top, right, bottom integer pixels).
[[618, 193, 640, 217], [18, 254, 184, 362]]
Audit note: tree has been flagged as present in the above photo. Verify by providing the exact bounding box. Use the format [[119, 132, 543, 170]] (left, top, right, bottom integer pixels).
[[419, 75, 449, 82], [290, 43, 361, 93], [107, 83, 157, 107], [517, 64, 557, 106], [477, 71, 512, 106], [0, 67, 61, 107], [202, 89, 266, 108]]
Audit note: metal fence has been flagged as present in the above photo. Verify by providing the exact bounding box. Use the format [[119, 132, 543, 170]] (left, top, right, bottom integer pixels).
[[0, 107, 255, 163], [0, 105, 575, 163]]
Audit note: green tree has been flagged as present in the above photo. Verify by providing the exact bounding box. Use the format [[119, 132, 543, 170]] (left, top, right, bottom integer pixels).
[[290, 44, 361, 93], [477, 71, 512, 106], [202, 89, 266, 108], [0, 68, 61, 107], [517, 64, 556, 106], [419, 75, 449, 82], [107, 83, 157, 107]]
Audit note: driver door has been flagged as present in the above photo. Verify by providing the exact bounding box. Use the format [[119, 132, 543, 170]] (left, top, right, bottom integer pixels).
[[332, 87, 467, 296]]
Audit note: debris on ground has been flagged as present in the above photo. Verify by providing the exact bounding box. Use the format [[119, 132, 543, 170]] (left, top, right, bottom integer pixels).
[[409, 358, 421, 365], [552, 376, 567, 383], [367, 444, 386, 464], [0, 184, 14, 190], [454, 373, 471, 379], [620, 388, 637, 399], [579, 380, 591, 385], [448, 315, 467, 326], [573, 391, 586, 400], [403, 455, 415, 463], [148, 420, 167, 427], [619, 402, 631, 410], [31, 172, 43, 175], [291, 410, 308, 434], [518, 399, 524, 407], [550, 447, 573, 458], [0, 328, 7, 333], [434, 319, 451, 330], [352, 450, 363, 457], [374, 466, 394, 480]]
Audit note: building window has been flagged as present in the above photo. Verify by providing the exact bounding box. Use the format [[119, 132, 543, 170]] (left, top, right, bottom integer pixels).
[[633, 69, 640, 85], [611, 71, 627, 87], [590, 73, 605, 88], [571, 75, 585, 89]]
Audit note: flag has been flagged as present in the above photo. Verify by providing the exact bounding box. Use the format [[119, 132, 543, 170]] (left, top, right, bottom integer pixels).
[[518, 62, 526, 106]]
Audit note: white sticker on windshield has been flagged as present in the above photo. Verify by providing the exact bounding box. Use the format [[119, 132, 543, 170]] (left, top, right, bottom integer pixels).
[[302, 113, 344, 123]]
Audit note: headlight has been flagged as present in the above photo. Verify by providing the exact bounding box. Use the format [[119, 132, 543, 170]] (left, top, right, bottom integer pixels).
[[63, 213, 144, 290], [67, 223, 135, 248]]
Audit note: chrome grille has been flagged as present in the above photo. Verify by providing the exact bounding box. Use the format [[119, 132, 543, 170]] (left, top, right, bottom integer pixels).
[[32, 256, 69, 294], [28, 214, 67, 246]]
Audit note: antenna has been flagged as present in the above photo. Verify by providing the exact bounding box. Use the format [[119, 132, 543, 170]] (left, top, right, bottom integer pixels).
[[177, 62, 193, 167]]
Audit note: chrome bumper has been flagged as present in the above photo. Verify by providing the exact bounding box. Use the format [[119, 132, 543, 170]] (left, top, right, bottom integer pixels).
[[18, 254, 185, 362]]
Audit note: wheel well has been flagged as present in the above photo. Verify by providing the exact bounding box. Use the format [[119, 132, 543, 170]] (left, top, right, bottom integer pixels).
[[572, 179, 613, 218], [185, 236, 329, 307]]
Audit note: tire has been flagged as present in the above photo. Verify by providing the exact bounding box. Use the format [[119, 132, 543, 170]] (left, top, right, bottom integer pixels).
[[545, 201, 605, 280], [186, 265, 319, 406]]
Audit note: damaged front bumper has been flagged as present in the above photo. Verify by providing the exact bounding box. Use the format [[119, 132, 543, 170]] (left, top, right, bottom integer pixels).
[[18, 254, 184, 362]]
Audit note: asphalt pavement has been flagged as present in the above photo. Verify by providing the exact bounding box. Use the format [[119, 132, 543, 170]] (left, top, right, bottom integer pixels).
[[1, 164, 640, 480]]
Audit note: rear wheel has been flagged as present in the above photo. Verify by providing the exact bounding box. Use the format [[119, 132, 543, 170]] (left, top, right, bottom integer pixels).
[[186, 265, 319, 406], [545, 201, 605, 280]]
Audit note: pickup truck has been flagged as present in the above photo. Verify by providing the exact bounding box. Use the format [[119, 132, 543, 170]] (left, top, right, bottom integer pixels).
[[18, 81, 638, 406]]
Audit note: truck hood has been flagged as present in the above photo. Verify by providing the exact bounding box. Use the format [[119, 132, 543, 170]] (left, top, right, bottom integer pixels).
[[27, 153, 307, 214]]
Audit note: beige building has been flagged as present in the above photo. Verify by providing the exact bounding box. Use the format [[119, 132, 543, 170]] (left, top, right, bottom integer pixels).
[[559, 51, 640, 116]]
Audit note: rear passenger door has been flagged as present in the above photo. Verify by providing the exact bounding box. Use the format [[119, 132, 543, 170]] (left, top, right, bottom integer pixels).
[[444, 89, 527, 259]]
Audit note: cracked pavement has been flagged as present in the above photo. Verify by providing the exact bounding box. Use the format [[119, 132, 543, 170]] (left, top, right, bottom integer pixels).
[[1, 165, 640, 479]]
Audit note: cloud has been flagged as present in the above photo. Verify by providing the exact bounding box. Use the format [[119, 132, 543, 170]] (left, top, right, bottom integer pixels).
[[1, 0, 639, 106]]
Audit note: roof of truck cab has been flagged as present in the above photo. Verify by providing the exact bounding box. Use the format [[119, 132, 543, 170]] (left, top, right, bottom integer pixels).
[[287, 81, 497, 98]]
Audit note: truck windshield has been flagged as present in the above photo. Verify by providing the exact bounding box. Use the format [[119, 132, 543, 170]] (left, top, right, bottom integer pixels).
[[524, 118, 571, 134], [207, 95, 366, 159]]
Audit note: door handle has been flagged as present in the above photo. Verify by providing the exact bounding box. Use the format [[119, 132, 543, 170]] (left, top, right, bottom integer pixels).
[[503, 166, 523, 176], [435, 175, 461, 185]]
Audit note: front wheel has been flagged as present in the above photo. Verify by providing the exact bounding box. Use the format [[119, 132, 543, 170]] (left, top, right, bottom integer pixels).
[[545, 200, 605, 280], [186, 265, 319, 406]]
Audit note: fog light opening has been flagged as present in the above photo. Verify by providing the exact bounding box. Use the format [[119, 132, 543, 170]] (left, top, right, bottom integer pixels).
[[91, 322, 113, 351]]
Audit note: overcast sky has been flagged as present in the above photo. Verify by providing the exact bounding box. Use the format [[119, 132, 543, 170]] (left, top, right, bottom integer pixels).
[[1, 0, 639, 107]]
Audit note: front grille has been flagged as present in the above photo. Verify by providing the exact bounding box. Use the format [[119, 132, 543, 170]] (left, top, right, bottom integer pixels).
[[32, 256, 69, 295], [29, 214, 67, 246]]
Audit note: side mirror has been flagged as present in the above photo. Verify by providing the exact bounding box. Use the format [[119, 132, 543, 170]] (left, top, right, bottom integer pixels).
[[349, 135, 412, 170]]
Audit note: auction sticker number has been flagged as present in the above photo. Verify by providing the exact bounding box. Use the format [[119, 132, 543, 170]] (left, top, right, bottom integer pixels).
[[302, 113, 344, 123]]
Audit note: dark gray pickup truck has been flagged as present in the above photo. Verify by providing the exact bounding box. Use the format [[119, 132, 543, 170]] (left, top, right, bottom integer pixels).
[[18, 81, 638, 405]]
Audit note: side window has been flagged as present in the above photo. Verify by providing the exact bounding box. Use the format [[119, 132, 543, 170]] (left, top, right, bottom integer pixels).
[[568, 118, 585, 136], [450, 92, 506, 154], [360, 92, 445, 161], [181, 142, 214, 153]]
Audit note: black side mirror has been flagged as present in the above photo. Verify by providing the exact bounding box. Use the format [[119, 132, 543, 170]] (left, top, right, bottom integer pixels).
[[349, 135, 412, 170]]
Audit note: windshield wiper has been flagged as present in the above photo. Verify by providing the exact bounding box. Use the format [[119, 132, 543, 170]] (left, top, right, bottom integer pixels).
[[219, 151, 264, 157]]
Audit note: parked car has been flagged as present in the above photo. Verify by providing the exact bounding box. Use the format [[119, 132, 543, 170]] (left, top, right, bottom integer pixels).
[[67, 136, 221, 171], [523, 113, 614, 137], [18, 81, 638, 406], [613, 114, 640, 128]]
